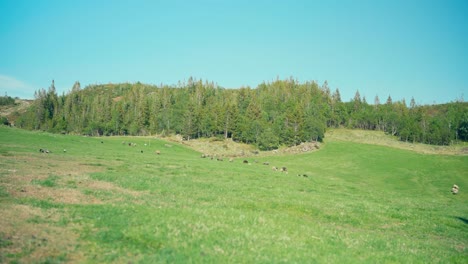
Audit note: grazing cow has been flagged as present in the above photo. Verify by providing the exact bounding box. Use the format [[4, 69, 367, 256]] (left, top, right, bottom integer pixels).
[[272, 166, 278, 171], [217, 157, 224, 161], [39, 148, 50, 153], [243, 160, 249, 164], [201, 154, 207, 158], [452, 184, 459, 195], [155, 150, 160, 155], [280, 167, 288, 173], [263, 162, 270, 165]]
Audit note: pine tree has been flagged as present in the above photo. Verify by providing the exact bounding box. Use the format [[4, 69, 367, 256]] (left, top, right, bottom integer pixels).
[[386, 95, 393, 105]]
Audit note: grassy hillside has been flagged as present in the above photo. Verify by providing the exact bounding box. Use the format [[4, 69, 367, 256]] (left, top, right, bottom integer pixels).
[[326, 128, 468, 155], [0, 126, 466, 263], [0, 99, 32, 125]]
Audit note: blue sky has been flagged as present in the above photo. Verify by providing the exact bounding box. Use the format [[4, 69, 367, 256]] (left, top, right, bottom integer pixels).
[[1, 0, 467, 104]]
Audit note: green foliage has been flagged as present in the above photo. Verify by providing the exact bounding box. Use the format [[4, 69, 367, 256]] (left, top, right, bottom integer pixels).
[[458, 114, 468, 141], [0, 116, 9, 126], [17, 79, 331, 148], [15, 78, 468, 146], [0, 95, 15, 106], [257, 128, 279, 150], [342, 98, 468, 145]]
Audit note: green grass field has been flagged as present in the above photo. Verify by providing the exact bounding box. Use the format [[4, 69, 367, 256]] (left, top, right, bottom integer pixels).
[[0, 126, 466, 263]]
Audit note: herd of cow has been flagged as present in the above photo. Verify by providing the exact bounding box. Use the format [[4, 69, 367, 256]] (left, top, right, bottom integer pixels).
[[38, 140, 458, 191], [200, 153, 310, 177]]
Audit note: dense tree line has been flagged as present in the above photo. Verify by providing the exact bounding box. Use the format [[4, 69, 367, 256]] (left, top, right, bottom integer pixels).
[[16, 78, 468, 149]]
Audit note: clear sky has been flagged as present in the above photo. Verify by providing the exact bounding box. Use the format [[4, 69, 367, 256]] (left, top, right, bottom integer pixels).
[[1, 0, 467, 104]]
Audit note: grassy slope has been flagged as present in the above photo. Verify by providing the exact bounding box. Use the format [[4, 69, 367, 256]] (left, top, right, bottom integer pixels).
[[0, 126, 467, 263]]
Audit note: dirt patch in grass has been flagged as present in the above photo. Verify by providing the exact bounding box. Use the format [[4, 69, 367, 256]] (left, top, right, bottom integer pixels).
[[10, 185, 103, 205], [0, 150, 148, 262], [86, 180, 147, 198], [1, 154, 105, 204], [2, 152, 147, 205], [0, 204, 85, 263]]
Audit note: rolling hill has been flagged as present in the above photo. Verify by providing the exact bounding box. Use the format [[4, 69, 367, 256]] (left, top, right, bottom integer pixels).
[[0, 126, 466, 263]]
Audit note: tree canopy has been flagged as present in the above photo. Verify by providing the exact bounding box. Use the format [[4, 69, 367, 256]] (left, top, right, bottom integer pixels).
[[16, 78, 468, 148]]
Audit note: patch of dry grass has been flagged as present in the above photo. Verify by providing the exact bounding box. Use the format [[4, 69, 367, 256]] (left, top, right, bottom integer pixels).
[[1, 154, 103, 203], [168, 136, 258, 157], [0, 151, 149, 262], [0, 204, 84, 263], [1, 151, 148, 202], [0, 99, 32, 123], [164, 135, 322, 157], [326, 129, 468, 155]]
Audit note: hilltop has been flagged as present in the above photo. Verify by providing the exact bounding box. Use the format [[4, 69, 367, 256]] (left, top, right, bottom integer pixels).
[[0, 98, 32, 125]]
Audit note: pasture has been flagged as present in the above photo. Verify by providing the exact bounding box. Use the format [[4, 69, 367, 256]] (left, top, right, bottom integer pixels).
[[0, 126, 466, 263]]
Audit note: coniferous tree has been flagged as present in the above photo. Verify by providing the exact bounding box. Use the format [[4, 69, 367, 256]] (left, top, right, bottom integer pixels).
[[386, 95, 393, 105], [15, 78, 468, 146]]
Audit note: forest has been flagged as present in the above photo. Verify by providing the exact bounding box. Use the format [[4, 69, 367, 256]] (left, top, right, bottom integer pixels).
[[13, 78, 468, 150]]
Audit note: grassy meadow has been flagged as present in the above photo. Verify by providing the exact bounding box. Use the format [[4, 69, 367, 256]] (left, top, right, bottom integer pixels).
[[0, 126, 467, 263]]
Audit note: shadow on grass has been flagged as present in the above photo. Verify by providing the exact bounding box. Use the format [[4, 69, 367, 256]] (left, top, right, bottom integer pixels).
[[454, 217, 468, 224]]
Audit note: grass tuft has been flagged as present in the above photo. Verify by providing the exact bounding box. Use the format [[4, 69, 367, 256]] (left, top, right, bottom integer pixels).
[[31, 175, 59, 188]]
